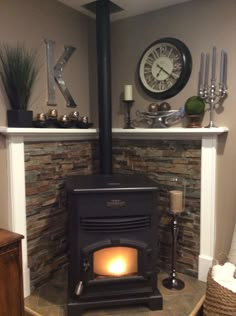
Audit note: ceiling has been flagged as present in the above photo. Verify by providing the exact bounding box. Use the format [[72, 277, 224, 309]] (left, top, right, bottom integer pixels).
[[58, 0, 192, 21]]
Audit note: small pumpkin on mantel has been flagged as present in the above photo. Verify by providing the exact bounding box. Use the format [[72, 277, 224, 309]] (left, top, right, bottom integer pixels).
[[0, 44, 38, 127]]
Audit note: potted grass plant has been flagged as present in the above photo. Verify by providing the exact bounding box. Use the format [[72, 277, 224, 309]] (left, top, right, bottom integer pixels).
[[0, 44, 38, 127]]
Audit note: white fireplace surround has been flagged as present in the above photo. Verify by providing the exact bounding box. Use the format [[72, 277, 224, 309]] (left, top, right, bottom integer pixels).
[[0, 126, 228, 297]]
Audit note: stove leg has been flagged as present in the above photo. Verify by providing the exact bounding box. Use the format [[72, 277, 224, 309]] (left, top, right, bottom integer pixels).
[[147, 293, 163, 311], [67, 303, 84, 316]]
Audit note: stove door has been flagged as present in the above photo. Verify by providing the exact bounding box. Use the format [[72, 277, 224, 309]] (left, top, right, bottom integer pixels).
[[74, 238, 155, 300]]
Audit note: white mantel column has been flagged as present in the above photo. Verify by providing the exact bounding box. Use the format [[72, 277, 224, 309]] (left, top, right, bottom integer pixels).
[[6, 135, 30, 296], [198, 135, 217, 281], [1, 127, 97, 297]]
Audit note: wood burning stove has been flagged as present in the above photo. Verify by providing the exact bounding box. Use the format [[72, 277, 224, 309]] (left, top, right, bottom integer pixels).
[[66, 174, 163, 315]]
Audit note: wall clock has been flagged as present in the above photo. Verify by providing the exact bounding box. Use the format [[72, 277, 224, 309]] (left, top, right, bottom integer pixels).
[[138, 37, 192, 100]]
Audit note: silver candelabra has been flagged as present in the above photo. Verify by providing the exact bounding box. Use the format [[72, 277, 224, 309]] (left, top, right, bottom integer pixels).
[[199, 81, 227, 128], [198, 48, 228, 128]]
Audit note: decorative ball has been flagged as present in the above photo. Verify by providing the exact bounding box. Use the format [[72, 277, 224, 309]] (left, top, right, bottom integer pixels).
[[184, 96, 205, 115], [148, 103, 159, 113], [48, 109, 58, 119], [57, 115, 71, 128], [70, 111, 79, 121], [158, 102, 171, 111]]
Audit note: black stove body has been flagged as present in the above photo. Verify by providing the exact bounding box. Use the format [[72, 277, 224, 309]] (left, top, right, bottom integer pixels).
[[66, 174, 163, 315]]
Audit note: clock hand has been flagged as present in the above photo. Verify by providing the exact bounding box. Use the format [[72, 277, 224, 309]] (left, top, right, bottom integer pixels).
[[156, 63, 171, 76], [156, 63, 177, 80], [156, 68, 162, 78]]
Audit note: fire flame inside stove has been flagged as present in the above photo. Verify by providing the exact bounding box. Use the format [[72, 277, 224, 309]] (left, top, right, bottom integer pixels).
[[94, 247, 138, 277], [107, 257, 126, 275]]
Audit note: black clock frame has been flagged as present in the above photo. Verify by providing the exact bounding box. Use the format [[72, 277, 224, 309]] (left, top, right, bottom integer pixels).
[[138, 37, 192, 100]]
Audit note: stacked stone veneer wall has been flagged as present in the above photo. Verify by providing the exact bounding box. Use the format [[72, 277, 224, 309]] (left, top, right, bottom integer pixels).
[[24, 138, 201, 289], [113, 139, 201, 277], [24, 140, 98, 289]]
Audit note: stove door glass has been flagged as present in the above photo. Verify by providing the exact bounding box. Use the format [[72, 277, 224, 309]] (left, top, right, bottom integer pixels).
[[93, 247, 138, 278]]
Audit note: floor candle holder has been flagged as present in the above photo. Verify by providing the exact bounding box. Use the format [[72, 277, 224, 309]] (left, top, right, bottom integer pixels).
[[162, 211, 185, 290], [123, 100, 134, 129], [163, 189, 185, 290]]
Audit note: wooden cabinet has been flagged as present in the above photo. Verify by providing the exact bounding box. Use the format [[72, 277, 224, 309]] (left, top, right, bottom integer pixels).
[[0, 229, 24, 316]]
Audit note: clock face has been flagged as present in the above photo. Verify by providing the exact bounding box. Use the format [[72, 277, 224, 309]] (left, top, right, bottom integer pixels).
[[138, 38, 192, 99]]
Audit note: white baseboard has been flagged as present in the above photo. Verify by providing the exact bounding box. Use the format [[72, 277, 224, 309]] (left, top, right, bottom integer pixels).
[[23, 266, 30, 298], [198, 254, 213, 282]]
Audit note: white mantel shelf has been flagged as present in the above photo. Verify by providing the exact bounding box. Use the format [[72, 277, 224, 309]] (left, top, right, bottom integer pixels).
[[0, 127, 98, 142], [0, 126, 229, 297], [0, 126, 229, 141], [112, 127, 228, 139]]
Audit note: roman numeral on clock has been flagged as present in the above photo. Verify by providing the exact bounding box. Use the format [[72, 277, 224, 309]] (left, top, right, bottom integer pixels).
[[145, 56, 155, 66], [144, 64, 152, 73], [151, 49, 160, 60], [145, 73, 155, 83]]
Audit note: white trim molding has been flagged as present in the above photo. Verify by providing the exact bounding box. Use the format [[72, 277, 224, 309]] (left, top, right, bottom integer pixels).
[[0, 126, 229, 295]]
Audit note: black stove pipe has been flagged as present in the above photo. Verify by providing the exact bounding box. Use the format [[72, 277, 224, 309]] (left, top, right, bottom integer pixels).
[[96, 0, 113, 174]]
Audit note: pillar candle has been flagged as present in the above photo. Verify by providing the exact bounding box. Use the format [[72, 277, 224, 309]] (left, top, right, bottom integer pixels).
[[124, 85, 133, 101], [211, 47, 216, 82], [199, 53, 204, 90], [204, 53, 209, 88], [220, 50, 224, 85], [223, 52, 227, 88], [170, 190, 183, 213]]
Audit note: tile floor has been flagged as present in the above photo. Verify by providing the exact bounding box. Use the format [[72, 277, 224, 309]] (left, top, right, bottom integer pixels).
[[25, 270, 206, 316]]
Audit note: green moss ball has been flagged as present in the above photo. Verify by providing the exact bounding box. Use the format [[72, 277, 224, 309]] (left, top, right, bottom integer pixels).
[[184, 96, 205, 115]]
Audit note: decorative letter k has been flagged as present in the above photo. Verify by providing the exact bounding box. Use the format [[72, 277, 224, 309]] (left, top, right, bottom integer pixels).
[[45, 39, 77, 107]]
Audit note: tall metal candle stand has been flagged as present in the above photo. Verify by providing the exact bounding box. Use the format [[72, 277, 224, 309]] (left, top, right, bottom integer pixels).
[[123, 100, 134, 129], [162, 211, 185, 290]]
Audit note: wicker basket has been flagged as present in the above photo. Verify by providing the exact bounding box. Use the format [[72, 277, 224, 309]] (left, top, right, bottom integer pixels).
[[203, 268, 236, 315]]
